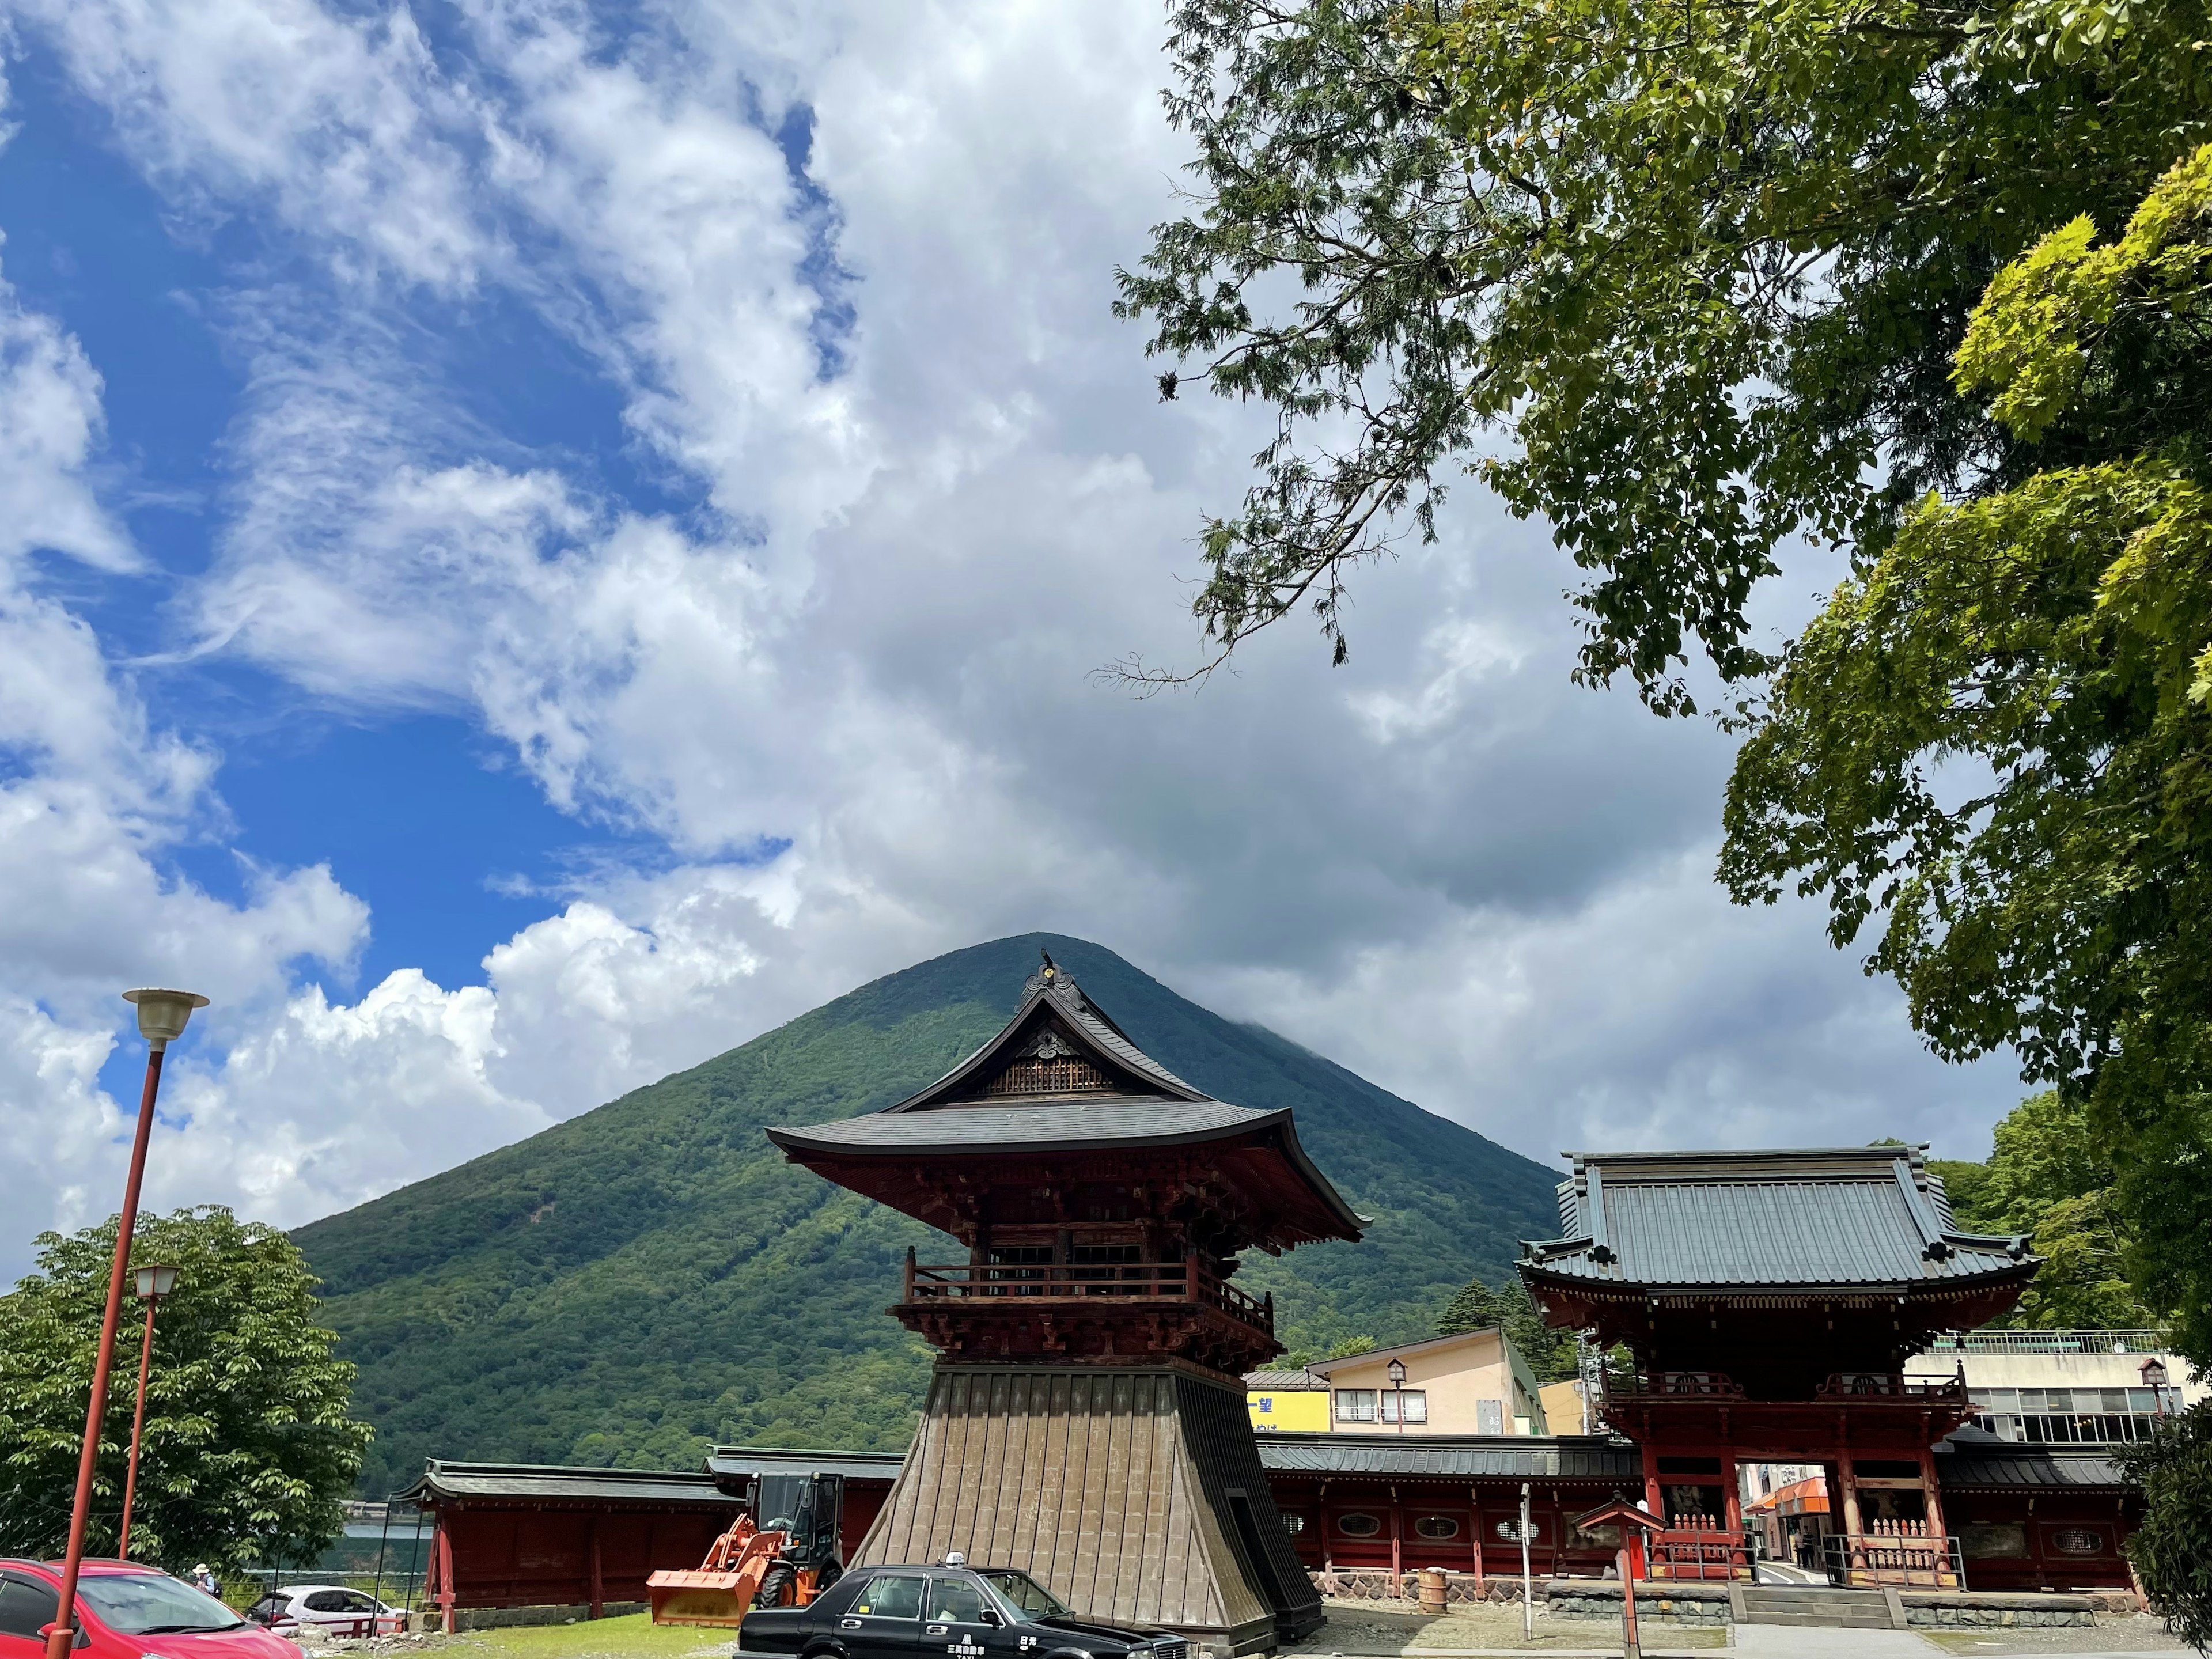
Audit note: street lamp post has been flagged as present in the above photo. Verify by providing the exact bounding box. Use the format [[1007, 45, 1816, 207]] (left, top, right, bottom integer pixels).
[[41, 990, 206, 1659], [118, 1264, 180, 1559], [1388, 1357, 1408, 1435], [2142, 1358, 2171, 1418]]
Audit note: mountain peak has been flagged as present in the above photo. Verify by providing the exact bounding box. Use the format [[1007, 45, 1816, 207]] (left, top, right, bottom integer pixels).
[[296, 933, 1559, 1494]]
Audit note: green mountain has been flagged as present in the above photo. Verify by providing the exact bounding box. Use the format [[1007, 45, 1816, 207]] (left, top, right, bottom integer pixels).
[[295, 934, 1563, 1495]]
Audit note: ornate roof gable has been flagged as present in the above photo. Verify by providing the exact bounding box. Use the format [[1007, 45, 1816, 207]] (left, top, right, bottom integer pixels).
[[885, 950, 1210, 1111]]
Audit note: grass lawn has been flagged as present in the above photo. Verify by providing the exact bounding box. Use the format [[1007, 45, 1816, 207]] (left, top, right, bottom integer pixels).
[[440, 1615, 733, 1659]]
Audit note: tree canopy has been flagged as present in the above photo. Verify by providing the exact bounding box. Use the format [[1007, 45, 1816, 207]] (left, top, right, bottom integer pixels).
[[1723, 144, 2212, 1365], [1436, 1272, 1578, 1383], [1931, 1093, 2158, 1330], [1117, 0, 2209, 707], [0, 1207, 370, 1571]]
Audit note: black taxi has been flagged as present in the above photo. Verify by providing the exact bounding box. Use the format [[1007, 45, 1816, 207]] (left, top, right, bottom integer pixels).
[[736, 1556, 1188, 1659]]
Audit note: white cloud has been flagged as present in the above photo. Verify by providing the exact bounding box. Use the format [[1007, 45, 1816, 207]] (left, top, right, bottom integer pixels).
[[0, 0, 2034, 1283]]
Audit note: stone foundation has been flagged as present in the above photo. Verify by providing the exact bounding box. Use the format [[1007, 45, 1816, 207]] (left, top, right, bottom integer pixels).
[[1315, 1569, 1548, 1604], [1901, 1592, 2097, 1628], [1546, 1583, 1733, 1626]]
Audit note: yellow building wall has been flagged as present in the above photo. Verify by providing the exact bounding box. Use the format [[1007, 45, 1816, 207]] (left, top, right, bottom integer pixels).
[[1315, 1330, 1552, 1434], [1247, 1388, 1330, 1433], [1540, 1378, 1587, 1434]]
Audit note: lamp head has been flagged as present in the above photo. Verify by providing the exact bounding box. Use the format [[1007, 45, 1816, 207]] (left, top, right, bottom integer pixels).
[[1387, 1357, 1408, 1386], [135, 1264, 179, 1300], [122, 988, 209, 1050], [2141, 1358, 2171, 1388]]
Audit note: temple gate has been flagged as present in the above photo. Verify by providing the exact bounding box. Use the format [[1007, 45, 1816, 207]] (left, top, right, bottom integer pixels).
[[1520, 1147, 2039, 1588], [768, 955, 1363, 1655]]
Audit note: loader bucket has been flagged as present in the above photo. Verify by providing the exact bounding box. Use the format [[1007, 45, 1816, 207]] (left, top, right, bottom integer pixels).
[[647, 1517, 785, 1627], [646, 1563, 770, 1627]]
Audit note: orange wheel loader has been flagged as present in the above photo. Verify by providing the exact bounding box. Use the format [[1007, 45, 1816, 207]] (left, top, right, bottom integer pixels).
[[648, 1472, 846, 1624]]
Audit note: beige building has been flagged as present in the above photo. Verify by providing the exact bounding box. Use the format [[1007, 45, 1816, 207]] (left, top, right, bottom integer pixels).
[[1301, 1330, 1551, 1435]]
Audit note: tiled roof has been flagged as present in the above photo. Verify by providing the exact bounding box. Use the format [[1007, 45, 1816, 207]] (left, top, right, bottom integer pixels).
[[1255, 1433, 1641, 1482], [768, 958, 1365, 1240], [1520, 1147, 2033, 1290], [399, 1460, 734, 1508], [1934, 1450, 2128, 1490], [770, 1097, 1274, 1153], [1244, 1370, 1322, 1390], [706, 1445, 906, 1481]]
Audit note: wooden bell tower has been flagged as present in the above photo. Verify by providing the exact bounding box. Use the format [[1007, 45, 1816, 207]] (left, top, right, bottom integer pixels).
[[769, 953, 1365, 1655]]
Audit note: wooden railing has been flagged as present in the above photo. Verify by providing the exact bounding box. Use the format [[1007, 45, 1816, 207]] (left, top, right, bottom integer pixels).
[[1608, 1370, 1746, 1400], [901, 1252, 1273, 1334], [1820, 1527, 1963, 1587], [1815, 1368, 1967, 1402], [1647, 1521, 1752, 1581]]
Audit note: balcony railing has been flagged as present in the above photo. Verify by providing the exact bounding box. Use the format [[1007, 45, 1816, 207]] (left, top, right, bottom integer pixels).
[[1607, 1370, 1746, 1400], [900, 1252, 1273, 1334], [1815, 1369, 1967, 1402], [1922, 1328, 2168, 1355]]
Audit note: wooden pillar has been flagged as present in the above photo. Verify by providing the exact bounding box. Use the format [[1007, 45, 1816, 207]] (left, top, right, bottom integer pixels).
[[1389, 1485, 1403, 1592], [1918, 1445, 1953, 1587], [1719, 1455, 1744, 1581], [587, 1516, 603, 1620], [1468, 1486, 1486, 1591], [434, 1521, 456, 1626], [1834, 1457, 1864, 1584], [1639, 1441, 1663, 1519]]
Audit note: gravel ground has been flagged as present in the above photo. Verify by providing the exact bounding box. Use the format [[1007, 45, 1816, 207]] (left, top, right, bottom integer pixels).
[[1918, 1617, 2188, 1654], [1291, 1597, 1726, 1653]]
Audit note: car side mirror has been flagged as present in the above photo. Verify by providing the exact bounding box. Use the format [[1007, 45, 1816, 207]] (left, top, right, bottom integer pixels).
[[979, 1610, 1002, 1627]]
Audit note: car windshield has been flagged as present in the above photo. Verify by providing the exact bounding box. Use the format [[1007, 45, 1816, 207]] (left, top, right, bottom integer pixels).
[[976, 1571, 1072, 1622], [77, 1574, 244, 1634]]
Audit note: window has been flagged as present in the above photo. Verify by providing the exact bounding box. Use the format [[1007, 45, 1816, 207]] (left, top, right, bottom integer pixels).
[[2050, 1528, 2107, 1556], [851, 1576, 925, 1619], [74, 1577, 240, 1636], [304, 1593, 350, 1613], [1335, 1513, 1382, 1537], [1380, 1390, 1427, 1424], [976, 1573, 1071, 1621], [1412, 1516, 1460, 1540], [1335, 1389, 1377, 1423], [1279, 1513, 1307, 1535], [0, 1578, 60, 1642], [927, 1580, 990, 1624]]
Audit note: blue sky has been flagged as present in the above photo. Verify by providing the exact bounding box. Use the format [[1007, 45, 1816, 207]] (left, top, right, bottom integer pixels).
[[0, 1, 2025, 1282]]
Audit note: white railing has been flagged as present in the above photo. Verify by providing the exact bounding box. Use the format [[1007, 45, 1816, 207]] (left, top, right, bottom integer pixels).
[[1921, 1329, 2168, 1355]]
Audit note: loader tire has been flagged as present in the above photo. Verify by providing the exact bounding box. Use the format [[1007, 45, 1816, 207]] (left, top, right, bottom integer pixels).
[[756, 1566, 797, 1609]]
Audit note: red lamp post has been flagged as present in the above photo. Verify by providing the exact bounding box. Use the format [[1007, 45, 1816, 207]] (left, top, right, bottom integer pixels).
[[118, 1263, 180, 1559], [41, 989, 207, 1659]]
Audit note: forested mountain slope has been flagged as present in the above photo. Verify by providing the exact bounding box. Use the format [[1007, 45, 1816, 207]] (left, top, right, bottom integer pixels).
[[295, 935, 1560, 1495]]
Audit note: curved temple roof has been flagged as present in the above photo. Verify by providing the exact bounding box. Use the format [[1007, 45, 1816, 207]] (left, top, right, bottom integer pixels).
[[1518, 1145, 2036, 1293], [766, 953, 1363, 1246]]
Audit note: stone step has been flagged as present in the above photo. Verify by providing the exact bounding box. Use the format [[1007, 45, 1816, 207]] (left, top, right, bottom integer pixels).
[[1741, 1610, 1900, 1629]]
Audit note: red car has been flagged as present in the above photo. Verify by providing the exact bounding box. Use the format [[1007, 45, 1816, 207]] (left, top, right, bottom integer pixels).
[[0, 1560, 300, 1659]]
